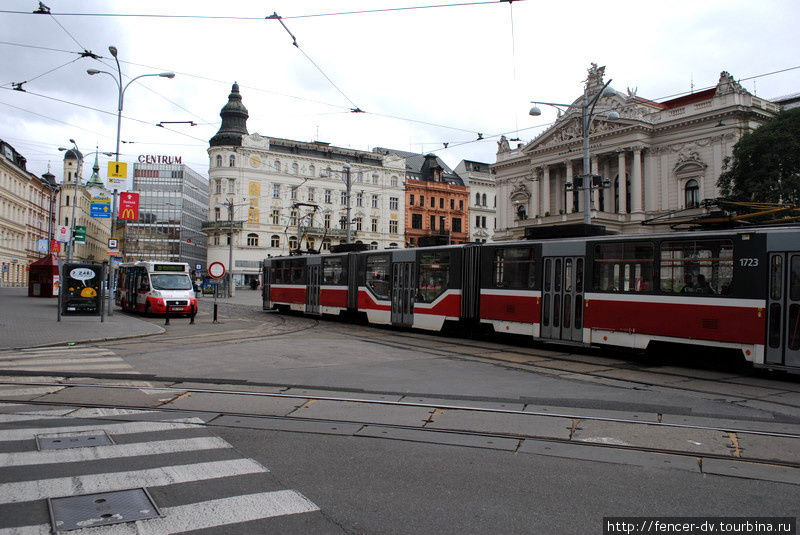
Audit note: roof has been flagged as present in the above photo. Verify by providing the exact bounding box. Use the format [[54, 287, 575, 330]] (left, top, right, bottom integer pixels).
[[659, 88, 716, 109], [373, 147, 464, 186], [62, 148, 83, 161]]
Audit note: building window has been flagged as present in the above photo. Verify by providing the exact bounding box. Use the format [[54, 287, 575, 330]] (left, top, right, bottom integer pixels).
[[430, 197, 435, 208], [214, 207, 220, 220], [271, 235, 280, 248], [271, 209, 280, 224], [389, 197, 398, 210], [229, 155, 235, 167], [227, 179, 235, 194], [372, 173, 379, 185], [247, 233, 258, 247], [356, 192, 363, 207], [341, 191, 347, 205], [419, 195, 424, 207], [430, 215, 436, 230], [308, 187, 315, 202], [289, 236, 298, 250], [216, 155, 222, 167], [355, 217, 363, 231], [475, 215, 480, 228], [324, 214, 331, 228], [481, 216, 487, 228], [370, 241, 378, 250], [274, 159, 281, 171], [309, 165, 315, 177], [452, 218, 462, 233], [371, 195, 378, 209], [324, 189, 332, 204], [450, 199, 454, 210], [339, 216, 347, 230], [290, 210, 297, 226], [409, 194, 415, 206], [213, 234, 220, 245], [685, 179, 700, 208], [291, 162, 298, 175], [357, 171, 363, 183], [215, 179, 222, 194], [391, 176, 398, 187], [290, 186, 298, 200], [482, 193, 487, 206], [475, 192, 480, 206], [389, 220, 398, 234], [322, 238, 330, 251], [459, 200, 464, 210], [371, 218, 378, 232], [412, 214, 422, 229], [65, 195, 69, 207]]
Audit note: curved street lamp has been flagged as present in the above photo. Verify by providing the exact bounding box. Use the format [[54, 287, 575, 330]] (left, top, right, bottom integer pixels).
[[530, 80, 620, 226]]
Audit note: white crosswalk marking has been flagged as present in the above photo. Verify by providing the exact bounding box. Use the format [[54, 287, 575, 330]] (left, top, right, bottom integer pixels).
[[0, 347, 138, 374], [0, 491, 320, 535], [0, 411, 323, 532]]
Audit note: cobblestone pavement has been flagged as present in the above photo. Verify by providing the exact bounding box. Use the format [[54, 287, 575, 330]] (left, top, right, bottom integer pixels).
[[0, 288, 164, 350]]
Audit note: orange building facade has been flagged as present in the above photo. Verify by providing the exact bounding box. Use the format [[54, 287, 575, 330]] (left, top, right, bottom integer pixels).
[[403, 154, 469, 247]]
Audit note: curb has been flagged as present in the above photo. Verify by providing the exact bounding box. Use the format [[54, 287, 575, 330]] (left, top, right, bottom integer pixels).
[[2, 325, 166, 351]]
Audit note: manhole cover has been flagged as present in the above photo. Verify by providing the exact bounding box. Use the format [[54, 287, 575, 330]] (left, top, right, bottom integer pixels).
[[37, 431, 114, 450], [48, 488, 161, 532]]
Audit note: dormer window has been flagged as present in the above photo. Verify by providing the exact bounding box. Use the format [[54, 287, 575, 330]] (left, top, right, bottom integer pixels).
[[229, 155, 235, 167]]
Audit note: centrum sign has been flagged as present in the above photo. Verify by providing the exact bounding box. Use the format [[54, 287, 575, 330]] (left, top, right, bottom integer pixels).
[[137, 155, 182, 164]]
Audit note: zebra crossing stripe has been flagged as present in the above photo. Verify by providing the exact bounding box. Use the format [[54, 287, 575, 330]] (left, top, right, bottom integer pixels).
[[0, 436, 232, 467], [0, 386, 64, 397], [0, 358, 122, 367], [0, 458, 268, 504], [0, 350, 114, 360], [0, 419, 205, 442], [0, 490, 319, 535]]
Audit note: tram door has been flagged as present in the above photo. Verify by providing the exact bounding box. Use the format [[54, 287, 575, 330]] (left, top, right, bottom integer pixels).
[[540, 257, 584, 342], [306, 264, 321, 315], [391, 262, 415, 327], [766, 252, 800, 367]]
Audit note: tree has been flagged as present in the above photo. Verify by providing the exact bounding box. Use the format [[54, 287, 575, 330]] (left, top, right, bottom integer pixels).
[[717, 107, 800, 203]]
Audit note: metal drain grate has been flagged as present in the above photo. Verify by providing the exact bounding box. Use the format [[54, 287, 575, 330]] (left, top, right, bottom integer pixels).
[[36, 431, 114, 450], [48, 488, 161, 532]]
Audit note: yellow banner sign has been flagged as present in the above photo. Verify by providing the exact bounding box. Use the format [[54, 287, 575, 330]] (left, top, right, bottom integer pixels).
[[107, 161, 128, 178]]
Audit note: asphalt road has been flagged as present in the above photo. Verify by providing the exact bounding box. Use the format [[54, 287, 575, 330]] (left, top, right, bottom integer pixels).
[[1, 303, 799, 534]]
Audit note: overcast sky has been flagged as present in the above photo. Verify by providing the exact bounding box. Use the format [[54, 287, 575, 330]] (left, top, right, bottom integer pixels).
[[1, 0, 798, 184]]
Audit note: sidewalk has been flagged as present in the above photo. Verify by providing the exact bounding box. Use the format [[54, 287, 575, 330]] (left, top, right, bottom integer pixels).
[[197, 288, 263, 307], [0, 288, 164, 350]]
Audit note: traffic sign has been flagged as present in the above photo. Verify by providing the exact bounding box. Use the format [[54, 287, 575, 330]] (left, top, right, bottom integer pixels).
[[74, 225, 86, 244], [208, 262, 226, 279], [55, 226, 71, 243], [107, 161, 128, 178]]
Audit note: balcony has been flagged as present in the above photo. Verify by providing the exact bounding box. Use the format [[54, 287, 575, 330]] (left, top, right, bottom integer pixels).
[[300, 226, 352, 237], [201, 220, 245, 231]]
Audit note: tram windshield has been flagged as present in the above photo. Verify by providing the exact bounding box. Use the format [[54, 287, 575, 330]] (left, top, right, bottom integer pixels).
[[150, 273, 193, 291]]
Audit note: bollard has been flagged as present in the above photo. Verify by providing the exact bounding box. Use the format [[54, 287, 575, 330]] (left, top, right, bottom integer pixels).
[[164, 308, 170, 326], [213, 302, 218, 323]]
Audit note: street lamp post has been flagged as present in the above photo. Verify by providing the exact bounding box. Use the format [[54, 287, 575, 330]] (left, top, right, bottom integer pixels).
[[87, 45, 174, 312], [530, 79, 619, 226]]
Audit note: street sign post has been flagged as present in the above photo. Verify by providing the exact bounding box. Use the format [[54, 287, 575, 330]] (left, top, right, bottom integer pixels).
[[207, 262, 226, 324]]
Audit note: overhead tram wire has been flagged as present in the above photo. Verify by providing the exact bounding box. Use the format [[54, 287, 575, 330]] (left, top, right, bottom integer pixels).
[[0, 86, 211, 145], [0, 2, 514, 21], [0, 99, 110, 138], [2, 56, 81, 89]]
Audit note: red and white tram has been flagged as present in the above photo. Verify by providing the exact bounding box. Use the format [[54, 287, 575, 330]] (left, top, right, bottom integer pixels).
[[262, 227, 800, 372]]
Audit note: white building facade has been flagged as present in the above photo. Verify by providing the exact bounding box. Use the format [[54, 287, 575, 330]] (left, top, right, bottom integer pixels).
[[454, 159, 495, 243], [206, 84, 405, 286], [492, 66, 781, 238]]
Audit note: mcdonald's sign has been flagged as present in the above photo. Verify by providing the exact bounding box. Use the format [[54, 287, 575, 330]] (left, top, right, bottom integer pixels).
[[118, 192, 140, 221]]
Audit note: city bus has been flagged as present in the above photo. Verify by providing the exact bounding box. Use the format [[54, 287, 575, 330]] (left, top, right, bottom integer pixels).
[[116, 261, 197, 316]]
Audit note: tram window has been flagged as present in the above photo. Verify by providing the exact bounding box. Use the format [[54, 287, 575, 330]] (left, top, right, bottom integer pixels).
[[290, 259, 305, 284], [789, 305, 800, 350], [660, 240, 733, 295], [366, 255, 390, 300], [770, 256, 783, 300], [769, 303, 782, 348], [554, 259, 562, 292], [322, 257, 345, 285], [574, 295, 583, 328], [417, 252, 450, 303], [493, 247, 535, 289], [544, 259, 552, 292], [791, 256, 800, 301], [593, 242, 654, 292], [576, 259, 584, 293], [564, 259, 574, 292], [543, 294, 550, 326]]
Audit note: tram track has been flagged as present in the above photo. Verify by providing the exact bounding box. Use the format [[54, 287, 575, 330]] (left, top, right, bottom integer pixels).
[[2, 379, 800, 477], [327, 325, 800, 411]]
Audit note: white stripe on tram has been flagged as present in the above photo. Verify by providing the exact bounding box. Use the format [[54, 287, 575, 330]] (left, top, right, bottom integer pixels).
[[0, 436, 232, 468], [0, 490, 319, 535], [0, 458, 268, 504]]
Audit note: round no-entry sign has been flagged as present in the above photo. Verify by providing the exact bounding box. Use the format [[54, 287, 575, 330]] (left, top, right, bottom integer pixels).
[[208, 262, 226, 279]]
